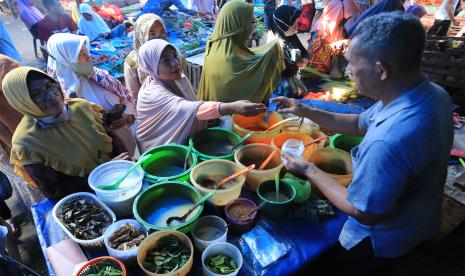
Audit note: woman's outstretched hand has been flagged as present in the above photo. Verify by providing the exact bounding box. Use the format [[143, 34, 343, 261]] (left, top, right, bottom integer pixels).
[[219, 100, 267, 116], [271, 96, 308, 117]]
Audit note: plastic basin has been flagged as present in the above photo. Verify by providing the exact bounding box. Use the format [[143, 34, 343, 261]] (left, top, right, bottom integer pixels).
[[88, 160, 144, 216], [257, 180, 296, 218], [137, 230, 194, 276], [232, 112, 283, 145], [140, 144, 198, 184], [133, 181, 203, 233], [191, 216, 228, 253], [234, 144, 283, 191], [103, 219, 148, 267], [330, 134, 364, 153], [307, 148, 353, 187], [190, 159, 245, 206], [224, 198, 257, 233], [202, 242, 243, 276], [189, 127, 241, 161]]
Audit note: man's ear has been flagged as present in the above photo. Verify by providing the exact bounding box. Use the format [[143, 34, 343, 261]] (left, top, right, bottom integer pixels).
[[375, 61, 389, 81]]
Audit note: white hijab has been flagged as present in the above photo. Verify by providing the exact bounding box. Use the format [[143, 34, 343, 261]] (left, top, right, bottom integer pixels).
[[46, 33, 131, 113], [78, 4, 111, 41]]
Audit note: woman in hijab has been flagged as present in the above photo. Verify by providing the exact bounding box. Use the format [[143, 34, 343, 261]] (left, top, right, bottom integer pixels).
[[124, 14, 167, 99], [312, 0, 360, 44], [136, 39, 267, 152], [78, 3, 126, 41], [344, 0, 405, 37], [0, 55, 22, 155], [2, 67, 129, 199], [198, 1, 285, 103], [270, 6, 309, 97], [17, 0, 44, 38], [406, 4, 427, 19], [47, 33, 137, 155]]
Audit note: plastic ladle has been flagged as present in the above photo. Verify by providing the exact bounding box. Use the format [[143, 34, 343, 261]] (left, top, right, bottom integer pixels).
[[231, 132, 254, 151], [166, 190, 216, 226], [184, 144, 193, 171], [265, 117, 300, 132], [243, 201, 266, 220], [258, 148, 279, 170], [304, 136, 330, 147], [98, 154, 152, 191], [201, 164, 256, 190]]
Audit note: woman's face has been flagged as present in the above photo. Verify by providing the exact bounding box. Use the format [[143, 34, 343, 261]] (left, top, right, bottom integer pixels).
[[157, 46, 181, 81], [28, 78, 64, 117], [148, 21, 167, 40], [83, 13, 93, 21], [77, 45, 91, 64]]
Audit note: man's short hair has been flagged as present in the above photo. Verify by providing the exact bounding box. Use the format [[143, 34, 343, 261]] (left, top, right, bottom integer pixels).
[[43, 0, 58, 10], [350, 11, 426, 72]]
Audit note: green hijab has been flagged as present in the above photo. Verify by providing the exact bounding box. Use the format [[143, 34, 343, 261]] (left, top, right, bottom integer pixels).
[[198, 1, 284, 103]]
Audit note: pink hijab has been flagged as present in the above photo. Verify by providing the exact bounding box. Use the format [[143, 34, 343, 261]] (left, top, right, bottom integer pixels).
[[312, 0, 360, 43], [135, 39, 206, 152]]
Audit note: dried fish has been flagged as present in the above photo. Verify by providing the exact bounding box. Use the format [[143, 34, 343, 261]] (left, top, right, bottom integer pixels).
[[108, 224, 145, 251], [58, 198, 112, 240]]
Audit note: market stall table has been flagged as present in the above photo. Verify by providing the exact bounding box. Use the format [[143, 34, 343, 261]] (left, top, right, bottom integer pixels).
[[31, 188, 347, 275]]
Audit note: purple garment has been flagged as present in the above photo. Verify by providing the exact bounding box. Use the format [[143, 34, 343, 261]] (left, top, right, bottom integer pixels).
[[17, 0, 44, 29], [406, 4, 427, 19]]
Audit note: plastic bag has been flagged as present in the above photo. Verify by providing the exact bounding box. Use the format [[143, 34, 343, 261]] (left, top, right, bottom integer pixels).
[[237, 220, 292, 276]]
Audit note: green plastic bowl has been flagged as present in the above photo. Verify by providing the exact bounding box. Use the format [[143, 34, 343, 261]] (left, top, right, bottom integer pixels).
[[132, 181, 203, 234], [257, 180, 296, 218], [330, 134, 364, 153], [140, 144, 198, 184], [189, 127, 241, 161]]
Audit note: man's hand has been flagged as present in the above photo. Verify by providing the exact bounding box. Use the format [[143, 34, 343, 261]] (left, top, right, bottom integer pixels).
[[112, 152, 131, 161], [283, 153, 313, 177], [219, 100, 267, 116], [271, 97, 308, 117], [453, 18, 460, 26]]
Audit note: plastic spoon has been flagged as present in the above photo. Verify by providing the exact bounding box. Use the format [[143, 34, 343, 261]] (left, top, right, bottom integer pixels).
[[258, 148, 279, 170], [274, 173, 280, 202], [166, 190, 216, 226], [184, 144, 193, 171], [265, 117, 299, 132], [231, 132, 254, 151], [98, 154, 152, 190], [200, 164, 256, 190], [244, 201, 266, 220], [304, 136, 330, 147]]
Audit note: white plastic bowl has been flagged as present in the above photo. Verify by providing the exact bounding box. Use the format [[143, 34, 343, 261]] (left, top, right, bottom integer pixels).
[[52, 192, 116, 249], [202, 242, 243, 276], [103, 219, 147, 266], [88, 160, 144, 216], [191, 216, 228, 253]]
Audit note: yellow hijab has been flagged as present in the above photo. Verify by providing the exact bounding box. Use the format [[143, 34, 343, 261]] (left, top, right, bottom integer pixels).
[[198, 1, 284, 103], [2, 67, 113, 187]]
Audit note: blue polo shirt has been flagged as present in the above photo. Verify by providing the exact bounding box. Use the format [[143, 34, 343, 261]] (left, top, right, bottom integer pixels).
[[339, 78, 453, 258]]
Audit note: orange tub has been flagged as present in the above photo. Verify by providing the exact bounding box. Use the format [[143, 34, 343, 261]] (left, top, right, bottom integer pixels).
[[232, 112, 283, 145]]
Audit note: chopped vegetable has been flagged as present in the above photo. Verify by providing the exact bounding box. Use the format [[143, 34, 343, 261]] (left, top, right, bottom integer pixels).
[[80, 260, 123, 276], [143, 237, 190, 274], [205, 254, 238, 275]]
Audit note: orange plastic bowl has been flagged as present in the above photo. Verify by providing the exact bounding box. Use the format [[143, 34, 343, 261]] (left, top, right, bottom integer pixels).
[[76, 256, 126, 276], [232, 112, 283, 145]]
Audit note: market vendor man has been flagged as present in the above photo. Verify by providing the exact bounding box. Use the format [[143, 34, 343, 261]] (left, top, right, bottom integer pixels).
[[37, 0, 77, 42], [272, 12, 453, 275]]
